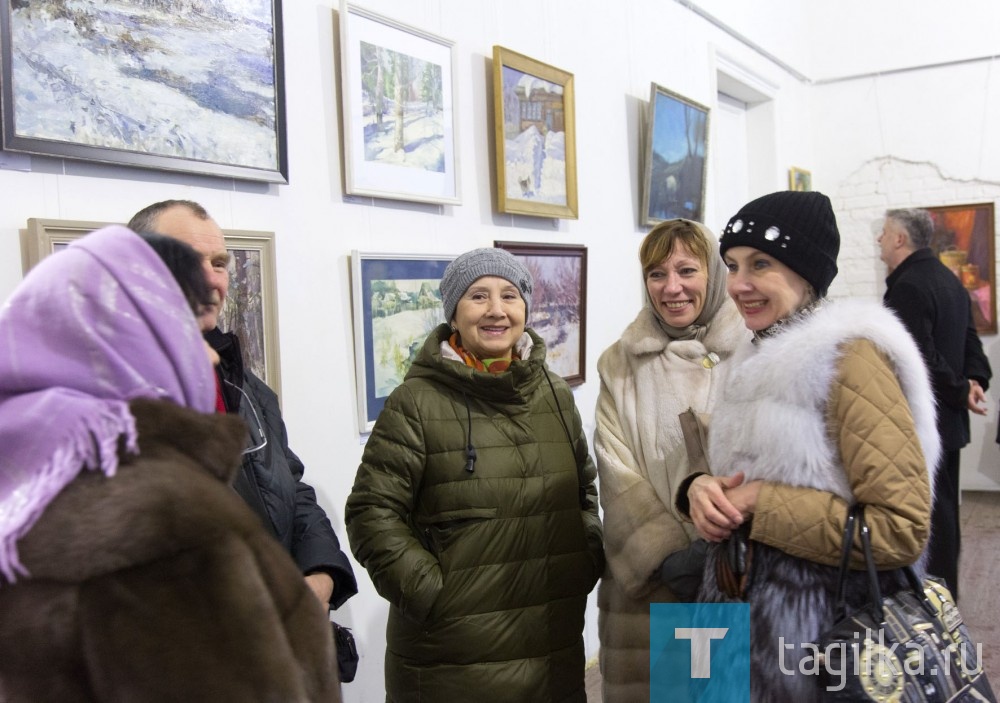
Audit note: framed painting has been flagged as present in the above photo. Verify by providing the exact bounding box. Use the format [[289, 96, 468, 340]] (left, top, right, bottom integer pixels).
[[492, 46, 577, 219], [351, 251, 454, 431], [494, 241, 587, 386], [21, 219, 283, 398], [789, 167, 812, 192], [1, 1, 288, 183], [338, 2, 460, 205], [923, 203, 996, 335], [641, 83, 709, 226]]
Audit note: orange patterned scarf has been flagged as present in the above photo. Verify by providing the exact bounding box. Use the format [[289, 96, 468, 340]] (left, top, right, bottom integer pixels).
[[448, 332, 518, 374]]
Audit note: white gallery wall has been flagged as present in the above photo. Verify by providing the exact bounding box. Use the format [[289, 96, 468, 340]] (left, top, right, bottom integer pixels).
[[1, 1, 999, 699]]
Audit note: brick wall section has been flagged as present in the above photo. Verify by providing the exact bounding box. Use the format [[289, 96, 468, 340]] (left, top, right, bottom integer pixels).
[[830, 156, 1000, 303]]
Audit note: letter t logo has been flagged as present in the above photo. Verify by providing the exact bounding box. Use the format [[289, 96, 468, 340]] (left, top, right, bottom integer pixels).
[[675, 628, 728, 678]]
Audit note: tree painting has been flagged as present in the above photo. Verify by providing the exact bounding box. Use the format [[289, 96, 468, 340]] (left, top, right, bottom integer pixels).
[[647, 89, 708, 222], [520, 254, 581, 379], [219, 248, 267, 382], [359, 40, 444, 172]]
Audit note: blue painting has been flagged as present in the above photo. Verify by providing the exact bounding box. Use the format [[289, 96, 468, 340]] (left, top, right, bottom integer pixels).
[[353, 254, 453, 430], [643, 84, 709, 224], [1, 0, 286, 181]]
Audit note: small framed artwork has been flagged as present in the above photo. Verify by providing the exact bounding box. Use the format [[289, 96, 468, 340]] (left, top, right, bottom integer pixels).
[[1, 2, 288, 182], [21, 219, 283, 398], [492, 46, 578, 219], [923, 203, 997, 335], [338, 2, 460, 205], [494, 241, 587, 386], [641, 83, 709, 226], [789, 167, 812, 192], [218, 230, 282, 400], [351, 252, 454, 431]]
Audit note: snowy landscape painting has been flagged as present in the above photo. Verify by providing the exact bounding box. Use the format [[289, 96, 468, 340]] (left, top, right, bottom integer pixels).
[[493, 46, 577, 219], [642, 83, 709, 225], [352, 253, 453, 431], [340, 5, 459, 205], [495, 241, 587, 386], [0, 0, 287, 182], [359, 41, 444, 172]]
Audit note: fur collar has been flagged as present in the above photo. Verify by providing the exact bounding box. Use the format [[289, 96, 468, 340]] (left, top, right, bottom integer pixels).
[[711, 299, 940, 498], [618, 297, 748, 359]]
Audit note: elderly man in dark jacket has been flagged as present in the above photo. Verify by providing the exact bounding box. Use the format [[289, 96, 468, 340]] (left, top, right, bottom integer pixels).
[[128, 200, 357, 610], [878, 207, 992, 599]]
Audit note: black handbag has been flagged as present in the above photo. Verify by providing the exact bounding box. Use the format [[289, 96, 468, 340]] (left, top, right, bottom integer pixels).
[[817, 504, 995, 702], [331, 622, 359, 684]]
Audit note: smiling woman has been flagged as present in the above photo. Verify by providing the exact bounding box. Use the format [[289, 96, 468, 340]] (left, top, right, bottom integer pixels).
[[345, 246, 604, 702], [594, 218, 747, 702], [684, 191, 940, 702]]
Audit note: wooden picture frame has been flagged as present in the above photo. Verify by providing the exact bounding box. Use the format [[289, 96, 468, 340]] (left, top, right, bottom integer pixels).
[[1, 2, 288, 183], [351, 251, 454, 431], [494, 241, 587, 386], [338, 2, 460, 205], [923, 203, 997, 335], [21, 219, 283, 399], [492, 46, 578, 219], [789, 167, 812, 192], [641, 83, 709, 226]]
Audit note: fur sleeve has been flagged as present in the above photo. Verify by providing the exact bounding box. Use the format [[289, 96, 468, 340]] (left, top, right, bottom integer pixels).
[[595, 366, 691, 599]]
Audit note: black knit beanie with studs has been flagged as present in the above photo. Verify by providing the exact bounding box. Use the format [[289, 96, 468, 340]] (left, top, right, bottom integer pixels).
[[718, 190, 840, 297]]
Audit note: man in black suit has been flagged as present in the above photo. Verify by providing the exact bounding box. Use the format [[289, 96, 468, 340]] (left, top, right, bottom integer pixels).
[[878, 208, 992, 600]]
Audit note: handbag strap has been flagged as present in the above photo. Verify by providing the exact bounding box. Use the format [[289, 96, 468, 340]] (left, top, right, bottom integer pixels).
[[834, 504, 883, 620], [836, 503, 937, 621], [833, 503, 862, 619]]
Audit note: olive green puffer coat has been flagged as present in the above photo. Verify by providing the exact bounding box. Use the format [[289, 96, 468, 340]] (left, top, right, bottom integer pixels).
[[346, 325, 604, 702]]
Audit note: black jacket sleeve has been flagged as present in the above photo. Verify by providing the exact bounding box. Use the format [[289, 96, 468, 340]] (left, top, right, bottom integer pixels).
[[244, 372, 358, 609]]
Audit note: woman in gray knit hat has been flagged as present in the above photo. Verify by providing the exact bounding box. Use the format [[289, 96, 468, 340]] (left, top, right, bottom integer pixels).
[[679, 191, 939, 701], [346, 247, 604, 702]]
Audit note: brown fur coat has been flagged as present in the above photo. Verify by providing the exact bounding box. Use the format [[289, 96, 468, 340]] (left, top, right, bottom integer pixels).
[[0, 399, 340, 702]]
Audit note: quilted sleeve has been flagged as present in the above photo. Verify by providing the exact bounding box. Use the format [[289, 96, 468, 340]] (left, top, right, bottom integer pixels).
[[750, 339, 932, 569], [344, 384, 443, 623]]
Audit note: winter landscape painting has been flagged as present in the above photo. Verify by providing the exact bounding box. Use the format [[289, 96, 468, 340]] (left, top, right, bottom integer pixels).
[[495, 242, 587, 386], [642, 83, 709, 225], [352, 253, 453, 431], [492, 46, 578, 219], [0, 0, 287, 182], [218, 231, 281, 400], [340, 4, 459, 204], [359, 41, 444, 171]]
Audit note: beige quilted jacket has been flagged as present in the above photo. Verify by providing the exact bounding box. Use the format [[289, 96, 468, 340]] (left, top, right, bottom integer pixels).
[[750, 338, 932, 568]]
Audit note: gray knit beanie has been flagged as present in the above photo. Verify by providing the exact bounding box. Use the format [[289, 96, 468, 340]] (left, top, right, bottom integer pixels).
[[440, 247, 533, 322]]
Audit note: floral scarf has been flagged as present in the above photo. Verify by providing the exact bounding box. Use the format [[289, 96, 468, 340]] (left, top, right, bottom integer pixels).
[[447, 332, 520, 374]]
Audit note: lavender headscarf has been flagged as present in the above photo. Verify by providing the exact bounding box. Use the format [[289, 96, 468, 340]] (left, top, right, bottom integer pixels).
[[0, 225, 214, 583]]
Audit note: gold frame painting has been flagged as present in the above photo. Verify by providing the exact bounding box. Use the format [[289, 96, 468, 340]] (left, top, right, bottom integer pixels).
[[492, 46, 578, 219], [789, 167, 812, 192]]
